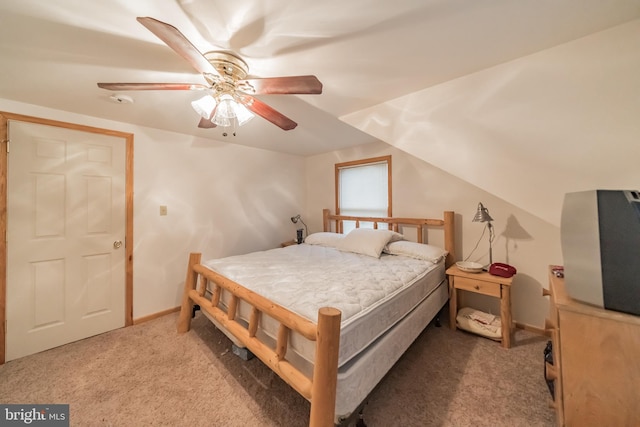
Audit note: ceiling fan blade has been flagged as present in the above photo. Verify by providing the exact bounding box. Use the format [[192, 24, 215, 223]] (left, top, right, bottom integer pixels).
[[239, 96, 297, 131], [97, 83, 208, 91], [197, 117, 217, 129], [136, 17, 218, 76], [238, 76, 323, 95]]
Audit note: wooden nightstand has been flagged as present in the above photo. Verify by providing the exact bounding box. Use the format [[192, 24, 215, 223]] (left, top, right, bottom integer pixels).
[[446, 265, 514, 348]]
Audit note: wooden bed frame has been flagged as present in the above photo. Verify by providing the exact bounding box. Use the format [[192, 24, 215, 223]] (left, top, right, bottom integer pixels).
[[177, 209, 455, 427]]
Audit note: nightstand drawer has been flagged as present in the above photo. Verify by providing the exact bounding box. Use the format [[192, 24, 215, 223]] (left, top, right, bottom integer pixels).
[[454, 276, 501, 297]]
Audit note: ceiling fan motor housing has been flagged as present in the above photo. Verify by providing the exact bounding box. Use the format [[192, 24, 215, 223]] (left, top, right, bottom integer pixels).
[[204, 51, 248, 83]]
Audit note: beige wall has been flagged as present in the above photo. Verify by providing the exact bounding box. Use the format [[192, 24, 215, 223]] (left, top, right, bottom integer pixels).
[[305, 140, 562, 328], [1, 98, 306, 319]]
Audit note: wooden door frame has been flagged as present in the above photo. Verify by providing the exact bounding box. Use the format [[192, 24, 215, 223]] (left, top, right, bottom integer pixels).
[[0, 112, 134, 364]]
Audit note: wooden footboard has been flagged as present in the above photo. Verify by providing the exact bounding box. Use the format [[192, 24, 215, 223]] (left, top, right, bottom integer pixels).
[[177, 253, 341, 427]]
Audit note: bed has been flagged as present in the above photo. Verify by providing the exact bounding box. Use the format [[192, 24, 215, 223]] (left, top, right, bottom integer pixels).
[[177, 209, 455, 426]]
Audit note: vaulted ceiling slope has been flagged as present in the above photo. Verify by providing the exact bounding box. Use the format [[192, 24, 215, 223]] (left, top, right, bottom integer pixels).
[[343, 19, 640, 226], [1, 0, 638, 158]]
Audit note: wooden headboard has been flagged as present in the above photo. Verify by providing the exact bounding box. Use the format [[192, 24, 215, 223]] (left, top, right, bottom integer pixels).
[[322, 209, 456, 268]]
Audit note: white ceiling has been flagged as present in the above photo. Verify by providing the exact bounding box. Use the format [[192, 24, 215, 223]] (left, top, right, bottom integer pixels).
[[1, 0, 639, 156]]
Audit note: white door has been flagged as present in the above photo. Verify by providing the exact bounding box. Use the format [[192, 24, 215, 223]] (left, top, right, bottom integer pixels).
[[6, 121, 126, 361]]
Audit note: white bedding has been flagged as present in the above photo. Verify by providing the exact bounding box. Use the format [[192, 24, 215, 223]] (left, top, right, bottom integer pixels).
[[203, 243, 445, 367]]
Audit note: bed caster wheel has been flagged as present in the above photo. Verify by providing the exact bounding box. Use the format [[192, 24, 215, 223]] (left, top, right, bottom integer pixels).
[[434, 316, 442, 327]]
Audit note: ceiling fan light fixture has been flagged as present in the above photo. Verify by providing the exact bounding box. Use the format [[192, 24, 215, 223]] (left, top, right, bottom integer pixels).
[[234, 102, 254, 126], [202, 93, 254, 128], [215, 94, 237, 120], [212, 111, 231, 127], [191, 94, 217, 119]]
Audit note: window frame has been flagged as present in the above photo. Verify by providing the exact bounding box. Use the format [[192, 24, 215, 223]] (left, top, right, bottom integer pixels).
[[334, 155, 392, 219]]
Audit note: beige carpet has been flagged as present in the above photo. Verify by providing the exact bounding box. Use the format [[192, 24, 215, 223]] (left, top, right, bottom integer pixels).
[[0, 309, 556, 426]]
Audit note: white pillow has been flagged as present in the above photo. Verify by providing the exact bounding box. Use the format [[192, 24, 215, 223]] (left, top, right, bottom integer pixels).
[[383, 240, 448, 263], [337, 228, 404, 258], [304, 232, 345, 248]]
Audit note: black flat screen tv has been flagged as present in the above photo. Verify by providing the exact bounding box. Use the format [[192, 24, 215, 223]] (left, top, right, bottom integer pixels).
[[560, 189, 640, 316]]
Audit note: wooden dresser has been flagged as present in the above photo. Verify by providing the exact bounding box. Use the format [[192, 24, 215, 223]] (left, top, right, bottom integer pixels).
[[545, 266, 640, 426]]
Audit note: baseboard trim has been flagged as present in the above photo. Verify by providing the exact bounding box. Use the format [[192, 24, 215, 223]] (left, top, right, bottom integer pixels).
[[133, 306, 180, 325]]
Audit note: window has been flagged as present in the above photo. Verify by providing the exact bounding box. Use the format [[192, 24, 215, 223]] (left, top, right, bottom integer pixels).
[[335, 156, 391, 233]]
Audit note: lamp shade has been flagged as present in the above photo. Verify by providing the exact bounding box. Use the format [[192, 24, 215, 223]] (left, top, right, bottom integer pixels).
[[211, 94, 234, 127], [191, 95, 217, 119], [471, 202, 494, 266], [472, 202, 493, 223], [192, 93, 254, 128], [234, 102, 254, 125], [205, 93, 255, 127]]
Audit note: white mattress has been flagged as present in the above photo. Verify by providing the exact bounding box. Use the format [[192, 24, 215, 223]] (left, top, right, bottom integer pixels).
[[203, 243, 445, 368]]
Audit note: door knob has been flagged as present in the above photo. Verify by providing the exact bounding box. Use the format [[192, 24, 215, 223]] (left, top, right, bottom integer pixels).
[[113, 240, 123, 249]]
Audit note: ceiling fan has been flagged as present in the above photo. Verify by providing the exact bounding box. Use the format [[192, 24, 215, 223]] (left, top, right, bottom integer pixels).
[[97, 17, 323, 131]]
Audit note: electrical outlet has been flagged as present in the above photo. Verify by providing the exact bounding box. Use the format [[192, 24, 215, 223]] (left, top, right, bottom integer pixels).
[[159, 205, 168, 216]]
